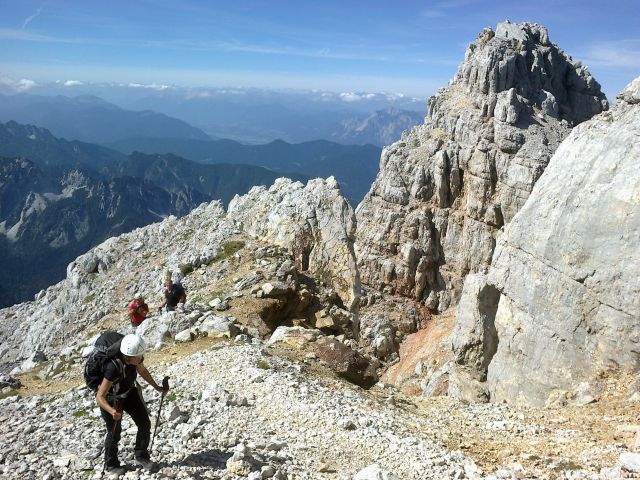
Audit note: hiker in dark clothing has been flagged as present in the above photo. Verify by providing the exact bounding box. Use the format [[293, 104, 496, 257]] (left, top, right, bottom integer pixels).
[[95, 334, 168, 474], [158, 279, 186, 312]]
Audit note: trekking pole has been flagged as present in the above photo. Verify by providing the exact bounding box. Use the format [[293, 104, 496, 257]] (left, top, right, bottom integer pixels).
[[111, 399, 122, 434], [149, 376, 170, 454]]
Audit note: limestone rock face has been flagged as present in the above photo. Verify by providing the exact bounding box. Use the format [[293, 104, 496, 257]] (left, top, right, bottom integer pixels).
[[481, 77, 640, 406], [355, 21, 607, 313], [228, 177, 360, 319], [0, 201, 229, 372]]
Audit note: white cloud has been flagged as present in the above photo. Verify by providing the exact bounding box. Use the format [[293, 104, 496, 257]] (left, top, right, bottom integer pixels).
[[340, 92, 401, 102], [339, 92, 364, 102], [0, 75, 38, 91], [420, 0, 478, 19], [63, 80, 84, 87], [582, 39, 640, 69], [14, 79, 35, 91], [22, 7, 42, 29], [127, 82, 171, 90]]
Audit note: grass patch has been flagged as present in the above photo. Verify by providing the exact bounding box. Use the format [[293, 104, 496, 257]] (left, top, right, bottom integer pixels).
[[73, 408, 89, 417], [0, 389, 18, 400], [256, 359, 270, 370], [83, 294, 96, 303], [553, 460, 582, 471], [211, 241, 245, 263], [51, 359, 73, 377], [179, 263, 194, 276], [182, 229, 194, 241], [165, 392, 178, 402]]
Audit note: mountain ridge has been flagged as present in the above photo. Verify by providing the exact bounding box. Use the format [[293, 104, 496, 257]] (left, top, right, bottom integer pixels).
[[0, 93, 211, 144]]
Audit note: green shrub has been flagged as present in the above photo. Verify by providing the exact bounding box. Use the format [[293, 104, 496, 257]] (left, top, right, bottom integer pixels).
[[553, 460, 582, 471], [73, 408, 88, 417], [0, 389, 18, 400], [179, 263, 194, 276], [166, 392, 178, 402], [256, 359, 270, 370], [212, 241, 245, 263]]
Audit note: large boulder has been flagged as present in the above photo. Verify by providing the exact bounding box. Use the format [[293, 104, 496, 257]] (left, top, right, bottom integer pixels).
[[454, 77, 640, 406], [312, 337, 379, 389]]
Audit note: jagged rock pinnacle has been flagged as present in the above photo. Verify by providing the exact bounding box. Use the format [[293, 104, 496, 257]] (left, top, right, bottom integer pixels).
[[355, 21, 608, 314]]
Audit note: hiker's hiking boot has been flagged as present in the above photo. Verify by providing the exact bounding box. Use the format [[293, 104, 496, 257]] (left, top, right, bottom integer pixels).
[[105, 464, 127, 476], [135, 457, 159, 472]]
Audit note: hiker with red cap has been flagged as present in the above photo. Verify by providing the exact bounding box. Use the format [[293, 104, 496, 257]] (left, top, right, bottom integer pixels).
[[128, 293, 149, 329]]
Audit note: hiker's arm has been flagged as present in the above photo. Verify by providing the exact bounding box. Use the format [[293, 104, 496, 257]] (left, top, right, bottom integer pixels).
[[96, 378, 121, 420], [137, 363, 166, 393]]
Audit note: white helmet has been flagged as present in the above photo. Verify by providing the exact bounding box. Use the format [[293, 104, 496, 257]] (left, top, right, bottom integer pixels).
[[120, 334, 146, 357]]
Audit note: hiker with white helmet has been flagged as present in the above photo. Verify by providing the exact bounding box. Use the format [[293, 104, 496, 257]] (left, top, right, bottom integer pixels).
[[92, 333, 169, 475]]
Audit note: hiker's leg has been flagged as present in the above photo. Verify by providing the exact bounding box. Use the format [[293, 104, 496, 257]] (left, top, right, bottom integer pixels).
[[100, 405, 121, 467], [123, 388, 151, 459]]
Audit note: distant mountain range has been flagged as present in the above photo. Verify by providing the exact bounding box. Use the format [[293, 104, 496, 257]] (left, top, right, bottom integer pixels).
[[331, 108, 424, 146], [0, 93, 211, 144], [106, 137, 381, 204], [0, 120, 383, 307], [0, 88, 424, 146], [0, 122, 307, 308], [0, 121, 126, 170]]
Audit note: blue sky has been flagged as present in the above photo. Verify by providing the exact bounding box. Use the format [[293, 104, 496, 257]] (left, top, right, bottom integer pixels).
[[0, 0, 638, 99]]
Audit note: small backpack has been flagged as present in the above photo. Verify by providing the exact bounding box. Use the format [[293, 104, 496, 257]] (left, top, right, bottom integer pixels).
[[83, 331, 125, 391]]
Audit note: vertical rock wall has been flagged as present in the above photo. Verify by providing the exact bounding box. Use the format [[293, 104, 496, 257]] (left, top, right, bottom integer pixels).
[[480, 78, 640, 406], [355, 21, 607, 313]]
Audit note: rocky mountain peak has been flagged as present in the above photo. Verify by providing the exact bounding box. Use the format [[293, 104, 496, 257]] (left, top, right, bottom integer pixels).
[[60, 169, 92, 191], [431, 21, 607, 126], [355, 22, 608, 316]]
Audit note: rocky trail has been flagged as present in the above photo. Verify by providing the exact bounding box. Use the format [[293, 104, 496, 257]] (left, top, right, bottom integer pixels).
[[2, 336, 639, 480]]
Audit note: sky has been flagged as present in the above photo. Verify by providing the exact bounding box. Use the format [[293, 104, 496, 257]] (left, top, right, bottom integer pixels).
[[0, 0, 638, 100]]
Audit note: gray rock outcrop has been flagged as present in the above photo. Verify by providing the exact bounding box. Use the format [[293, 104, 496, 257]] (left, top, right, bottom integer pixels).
[[0, 176, 362, 372], [0, 201, 230, 372], [453, 77, 640, 406], [355, 21, 607, 314], [228, 177, 361, 326]]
